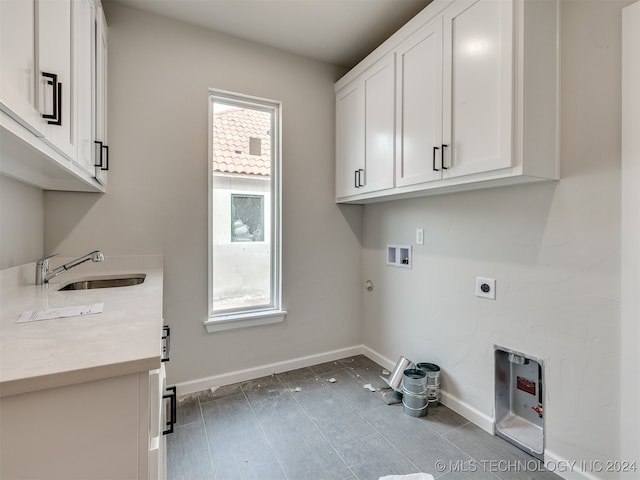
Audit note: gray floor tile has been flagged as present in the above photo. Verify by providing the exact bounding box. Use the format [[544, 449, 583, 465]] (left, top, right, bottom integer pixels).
[[438, 467, 500, 480], [422, 404, 469, 435], [340, 355, 387, 383], [362, 403, 471, 475], [211, 441, 287, 480], [308, 360, 345, 375], [260, 406, 351, 480], [443, 424, 561, 480], [328, 367, 389, 412], [168, 355, 553, 480], [241, 374, 296, 418], [202, 383, 243, 403], [176, 394, 203, 426], [201, 393, 269, 461], [167, 422, 215, 480], [337, 432, 419, 480], [296, 387, 377, 447], [277, 367, 330, 393]]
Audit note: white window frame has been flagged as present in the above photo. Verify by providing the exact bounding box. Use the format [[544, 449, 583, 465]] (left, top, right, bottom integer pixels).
[[206, 89, 286, 333]]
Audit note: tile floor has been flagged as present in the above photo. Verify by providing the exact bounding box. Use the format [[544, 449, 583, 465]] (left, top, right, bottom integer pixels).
[[167, 355, 560, 480]]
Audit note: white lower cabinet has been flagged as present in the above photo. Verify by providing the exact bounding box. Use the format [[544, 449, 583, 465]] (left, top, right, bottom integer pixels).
[[0, 367, 173, 480], [336, 0, 560, 204]]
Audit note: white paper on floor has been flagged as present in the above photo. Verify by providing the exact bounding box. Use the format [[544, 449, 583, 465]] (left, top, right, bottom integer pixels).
[[363, 383, 376, 392], [379, 474, 434, 480]]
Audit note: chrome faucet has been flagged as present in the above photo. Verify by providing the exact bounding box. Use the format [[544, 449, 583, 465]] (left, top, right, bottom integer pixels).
[[36, 251, 105, 285]]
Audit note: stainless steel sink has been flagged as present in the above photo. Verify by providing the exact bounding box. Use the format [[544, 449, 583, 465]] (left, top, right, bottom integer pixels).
[[58, 274, 146, 291]]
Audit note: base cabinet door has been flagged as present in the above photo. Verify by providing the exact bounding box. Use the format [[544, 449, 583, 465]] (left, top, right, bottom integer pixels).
[[0, 370, 167, 480]]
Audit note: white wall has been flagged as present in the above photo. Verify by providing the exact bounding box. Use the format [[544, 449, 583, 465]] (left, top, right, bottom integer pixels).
[[43, 2, 363, 386], [362, 0, 628, 474], [0, 175, 43, 269], [621, 0, 640, 471]]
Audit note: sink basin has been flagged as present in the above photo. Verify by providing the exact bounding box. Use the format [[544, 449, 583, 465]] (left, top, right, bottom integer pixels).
[[58, 274, 146, 291]]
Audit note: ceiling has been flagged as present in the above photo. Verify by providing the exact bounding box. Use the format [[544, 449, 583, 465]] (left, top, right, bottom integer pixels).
[[111, 0, 432, 68]]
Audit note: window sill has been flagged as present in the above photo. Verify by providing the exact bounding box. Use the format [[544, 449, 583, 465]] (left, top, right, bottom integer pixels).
[[204, 310, 287, 333]]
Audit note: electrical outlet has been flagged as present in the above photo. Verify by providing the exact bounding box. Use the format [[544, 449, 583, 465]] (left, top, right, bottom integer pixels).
[[476, 277, 496, 300], [416, 228, 424, 245]]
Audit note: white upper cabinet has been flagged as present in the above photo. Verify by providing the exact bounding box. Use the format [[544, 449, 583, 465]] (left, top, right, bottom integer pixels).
[[336, 0, 559, 203], [395, 18, 443, 187], [0, 0, 107, 192], [76, 0, 97, 176], [336, 53, 395, 199], [362, 54, 395, 194], [0, 0, 43, 137], [94, 5, 108, 186], [38, 0, 76, 160], [336, 84, 364, 198], [441, 0, 513, 179]]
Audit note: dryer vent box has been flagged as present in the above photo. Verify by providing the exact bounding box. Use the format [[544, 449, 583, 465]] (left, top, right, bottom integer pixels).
[[495, 347, 544, 460]]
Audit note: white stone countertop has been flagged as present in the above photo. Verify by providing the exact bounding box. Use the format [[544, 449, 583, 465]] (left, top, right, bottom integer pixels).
[[0, 255, 164, 398]]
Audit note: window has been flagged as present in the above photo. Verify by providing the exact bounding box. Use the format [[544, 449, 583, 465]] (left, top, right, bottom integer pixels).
[[207, 89, 285, 332], [231, 194, 264, 242]]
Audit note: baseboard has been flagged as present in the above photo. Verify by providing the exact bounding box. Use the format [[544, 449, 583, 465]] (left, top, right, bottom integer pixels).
[[360, 345, 396, 371], [175, 345, 363, 395], [544, 450, 606, 480], [439, 390, 495, 434]]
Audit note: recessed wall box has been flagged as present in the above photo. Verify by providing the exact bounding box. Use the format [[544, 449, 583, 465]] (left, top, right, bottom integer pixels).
[[495, 346, 544, 460], [386, 245, 412, 269]]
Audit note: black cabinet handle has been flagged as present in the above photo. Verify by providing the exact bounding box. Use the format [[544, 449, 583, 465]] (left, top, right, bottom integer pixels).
[[354, 170, 359, 188], [101, 144, 109, 171], [94, 141, 103, 167], [358, 169, 364, 187], [94, 141, 110, 171], [41, 72, 62, 126], [441, 144, 448, 170], [163, 386, 177, 435], [433, 146, 440, 171], [161, 325, 171, 363]]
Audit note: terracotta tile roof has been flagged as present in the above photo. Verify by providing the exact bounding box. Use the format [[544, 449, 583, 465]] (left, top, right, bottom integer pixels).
[[213, 107, 271, 176]]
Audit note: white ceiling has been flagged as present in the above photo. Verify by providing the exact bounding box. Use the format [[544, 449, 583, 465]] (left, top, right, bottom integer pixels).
[[111, 0, 432, 68]]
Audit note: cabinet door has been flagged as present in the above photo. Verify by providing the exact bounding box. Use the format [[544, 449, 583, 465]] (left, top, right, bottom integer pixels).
[[38, 0, 76, 160], [0, 0, 44, 136], [76, 0, 96, 175], [395, 19, 443, 187], [442, 0, 513, 178], [335, 84, 364, 198], [94, 6, 108, 186], [362, 54, 395, 194]]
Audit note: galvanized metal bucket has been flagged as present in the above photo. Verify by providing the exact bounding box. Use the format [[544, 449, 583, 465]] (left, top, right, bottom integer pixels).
[[402, 368, 428, 417], [416, 362, 441, 404]]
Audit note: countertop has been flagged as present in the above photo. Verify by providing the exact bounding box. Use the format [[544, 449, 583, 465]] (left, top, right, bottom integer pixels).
[[0, 255, 164, 398]]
